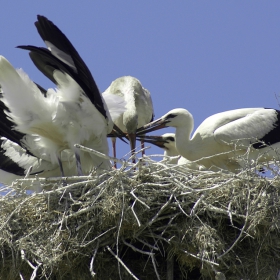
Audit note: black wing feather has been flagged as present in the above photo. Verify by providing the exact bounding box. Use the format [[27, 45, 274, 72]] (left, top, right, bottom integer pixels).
[[0, 140, 26, 176], [19, 15, 107, 119], [253, 109, 280, 149], [36, 15, 107, 119]]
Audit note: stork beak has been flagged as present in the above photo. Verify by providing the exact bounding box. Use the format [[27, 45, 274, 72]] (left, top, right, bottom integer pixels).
[[136, 135, 167, 148], [107, 125, 129, 144], [127, 133, 137, 163], [136, 118, 168, 135]]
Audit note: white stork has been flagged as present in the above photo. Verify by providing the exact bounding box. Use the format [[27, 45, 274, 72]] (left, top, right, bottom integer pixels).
[[0, 15, 126, 176], [137, 108, 280, 173], [138, 133, 206, 170], [103, 76, 154, 166]]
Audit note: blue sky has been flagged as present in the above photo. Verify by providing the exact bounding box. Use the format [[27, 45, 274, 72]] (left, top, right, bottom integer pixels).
[[1, 1, 280, 162]]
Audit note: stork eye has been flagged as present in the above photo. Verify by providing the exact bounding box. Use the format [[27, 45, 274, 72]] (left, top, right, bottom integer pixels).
[[166, 114, 177, 119], [167, 136, 175, 142]]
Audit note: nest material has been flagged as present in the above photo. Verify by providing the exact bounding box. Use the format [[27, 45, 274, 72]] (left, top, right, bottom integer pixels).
[[0, 157, 280, 280]]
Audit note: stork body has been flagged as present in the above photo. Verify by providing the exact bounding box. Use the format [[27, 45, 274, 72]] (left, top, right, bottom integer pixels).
[[138, 108, 280, 172], [0, 56, 121, 176], [9, 15, 126, 175], [103, 76, 153, 165]]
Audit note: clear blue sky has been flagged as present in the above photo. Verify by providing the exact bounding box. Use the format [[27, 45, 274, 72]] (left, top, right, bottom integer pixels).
[[1, 1, 280, 161]]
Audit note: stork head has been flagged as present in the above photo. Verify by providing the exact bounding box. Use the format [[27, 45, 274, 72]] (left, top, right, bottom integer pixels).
[[136, 108, 193, 135], [123, 112, 138, 134], [159, 133, 176, 150], [137, 133, 175, 151]]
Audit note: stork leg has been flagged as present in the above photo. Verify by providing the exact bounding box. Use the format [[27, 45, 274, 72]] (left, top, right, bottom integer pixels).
[[128, 133, 136, 164], [111, 137, 117, 168], [56, 152, 65, 177], [56, 152, 67, 186], [141, 140, 145, 156], [74, 147, 83, 176]]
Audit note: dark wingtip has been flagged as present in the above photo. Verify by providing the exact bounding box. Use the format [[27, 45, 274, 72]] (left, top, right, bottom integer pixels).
[[35, 15, 47, 29], [16, 45, 31, 50], [36, 15, 49, 24]]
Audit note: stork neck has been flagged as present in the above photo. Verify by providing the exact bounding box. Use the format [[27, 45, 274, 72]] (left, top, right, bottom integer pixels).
[[125, 92, 137, 112], [123, 93, 138, 133], [175, 125, 193, 159]]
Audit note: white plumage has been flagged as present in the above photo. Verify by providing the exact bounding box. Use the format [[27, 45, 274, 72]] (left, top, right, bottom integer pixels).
[[138, 133, 206, 170], [0, 81, 81, 187], [1, 137, 56, 172], [103, 76, 154, 165], [0, 137, 78, 188], [5, 15, 127, 176], [138, 108, 280, 172], [0, 55, 125, 176]]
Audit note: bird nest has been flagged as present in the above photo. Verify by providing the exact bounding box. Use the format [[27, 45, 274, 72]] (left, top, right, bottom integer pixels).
[[0, 156, 280, 280]]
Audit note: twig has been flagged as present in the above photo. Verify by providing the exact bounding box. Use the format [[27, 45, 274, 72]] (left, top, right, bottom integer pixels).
[[30, 262, 42, 280], [81, 227, 116, 247], [131, 200, 141, 227], [179, 176, 237, 195], [130, 189, 150, 209], [15, 175, 95, 183], [116, 180, 126, 279], [20, 250, 42, 280], [217, 187, 251, 260], [227, 201, 233, 225], [89, 241, 99, 278], [190, 194, 205, 216], [136, 238, 159, 251], [202, 203, 246, 220], [75, 144, 126, 164], [24, 165, 33, 179], [106, 246, 139, 280], [123, 240, 160, 280], [148, 190, 177, 226], [174, 196, 190, 217], [181, 249, 219, 266], [135, 182, 173, 189]]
